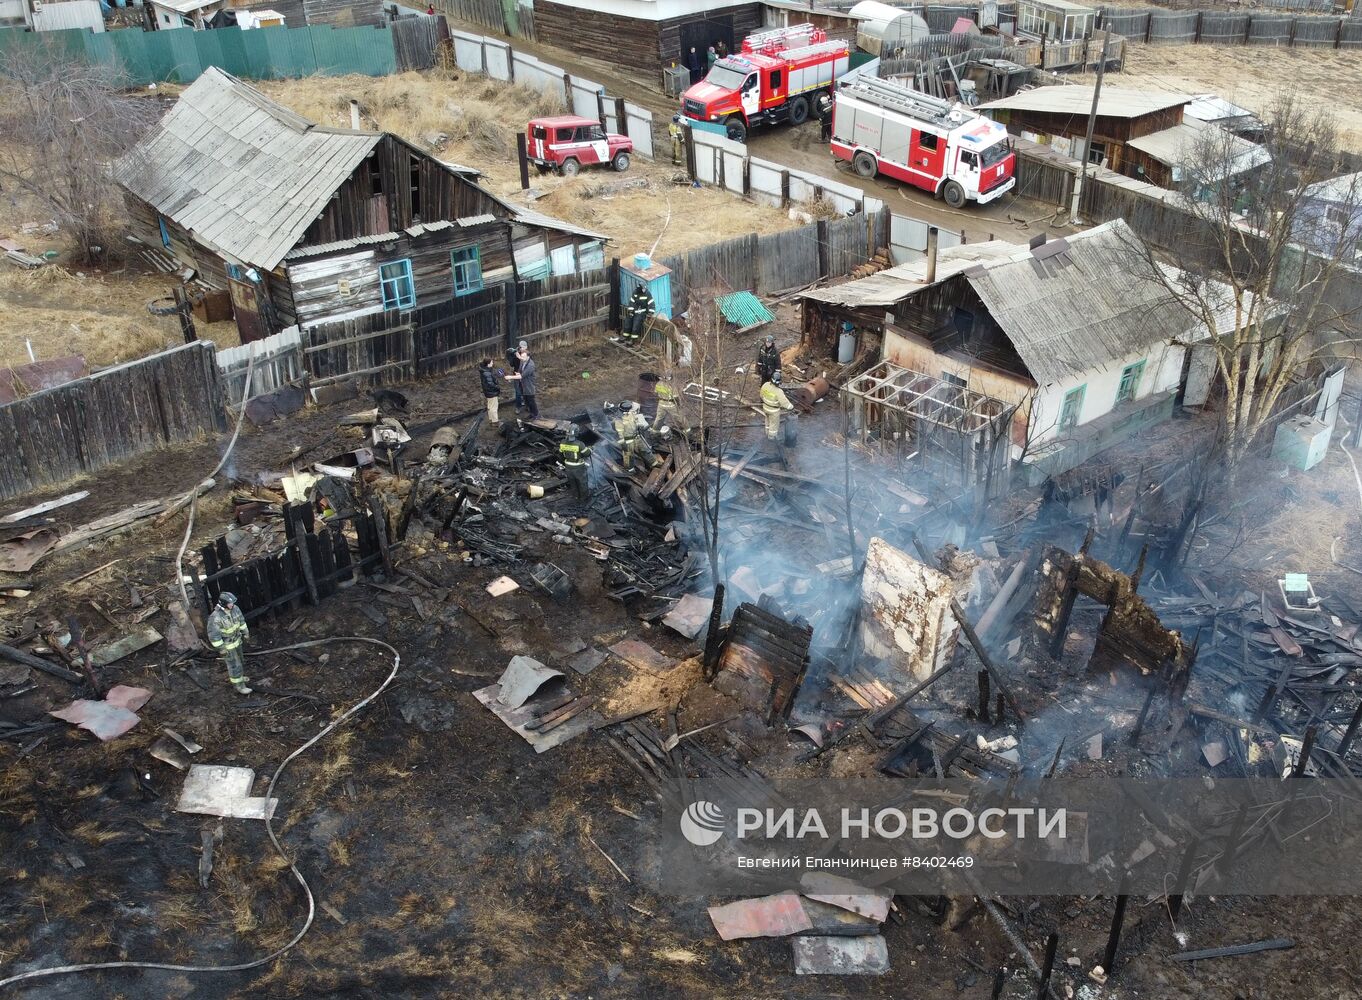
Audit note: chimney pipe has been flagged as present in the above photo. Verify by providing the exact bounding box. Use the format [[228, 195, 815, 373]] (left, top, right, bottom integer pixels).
[[925, 226, 939, 284], [349, 100, 361, 130]]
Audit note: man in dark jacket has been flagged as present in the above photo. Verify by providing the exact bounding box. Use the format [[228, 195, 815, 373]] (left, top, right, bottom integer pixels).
[[507, 346, 539, 419], [478, 358, 502, 424], [505, 339, 527, 410], [624, 284, 655, 343], [756, 334, 780, 385]]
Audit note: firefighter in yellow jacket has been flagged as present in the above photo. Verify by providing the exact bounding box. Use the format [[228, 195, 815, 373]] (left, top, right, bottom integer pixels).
[[760, 371, 794, 441], [207, 591, 252, 694], [654, 376, 688, 432], [613, 401, 661, 471]]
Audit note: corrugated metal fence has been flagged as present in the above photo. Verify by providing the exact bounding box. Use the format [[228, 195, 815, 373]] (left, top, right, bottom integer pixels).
[[1098, 6, 1359, 47], [446, 28, 656, 159], [0, 17, 452, 85], [0, 342, 226, 502]]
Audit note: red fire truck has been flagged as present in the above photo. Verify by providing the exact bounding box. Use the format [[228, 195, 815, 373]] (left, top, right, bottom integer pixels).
[[831, 77, 1015, 208], [680, 24, 850, 142]]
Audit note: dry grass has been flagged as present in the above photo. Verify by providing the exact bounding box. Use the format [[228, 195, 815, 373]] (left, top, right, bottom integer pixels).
[[69, 820, 126, 846], [250, 72, 797, 261], [1118, 46, 1362, 147]]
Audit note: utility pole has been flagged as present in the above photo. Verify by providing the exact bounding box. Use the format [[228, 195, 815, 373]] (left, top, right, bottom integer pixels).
[[1069, 28, 1111, 226]]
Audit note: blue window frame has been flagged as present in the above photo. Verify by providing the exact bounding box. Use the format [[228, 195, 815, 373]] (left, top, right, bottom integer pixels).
[[1117, 360, 1145, 404], [379, 259, 415, 310], [1059, 384, 1085, 431], [158, 215, 171, 248], [451, 246, 483, 297]]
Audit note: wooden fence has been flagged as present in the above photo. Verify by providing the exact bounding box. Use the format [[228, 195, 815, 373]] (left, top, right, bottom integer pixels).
[[0, 342, 226, 502], [659, 212, 888, 316], [197, 501, 387, 622], [238, 270, 609, 391]]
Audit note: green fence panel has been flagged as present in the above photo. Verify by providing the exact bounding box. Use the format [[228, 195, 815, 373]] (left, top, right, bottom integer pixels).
[[259, 25, 298, 78], [0, 23, 398, 84], [311, 25, 395, 76], [163, 29, 205, 82], [103, 29, 145, 84], [285, 25, 321, 77], [239, 28, 277, 79]]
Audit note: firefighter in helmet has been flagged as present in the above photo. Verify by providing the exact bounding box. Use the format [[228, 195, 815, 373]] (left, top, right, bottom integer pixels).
[[613, 400, 661, 471], [756, 334, 780, 385], [759, 370, 795, 442], [207, 591, 252, 695], [558, 429, 593, 503], [624, 283, 655, 344], [654, 374, 688, 433]]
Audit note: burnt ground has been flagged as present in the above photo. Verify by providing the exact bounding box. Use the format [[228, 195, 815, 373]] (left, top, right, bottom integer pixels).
[[3, 322, 1362, 1000]]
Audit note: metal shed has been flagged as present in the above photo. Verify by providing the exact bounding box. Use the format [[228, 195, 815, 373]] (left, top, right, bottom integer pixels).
[[848, 0, 930, 56]]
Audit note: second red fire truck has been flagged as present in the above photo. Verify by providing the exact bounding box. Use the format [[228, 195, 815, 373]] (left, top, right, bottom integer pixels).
[[680, 24, 850, 142], [831, 77, 1016, 208]]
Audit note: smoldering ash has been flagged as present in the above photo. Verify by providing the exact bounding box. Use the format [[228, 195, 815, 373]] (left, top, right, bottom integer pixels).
[[735, 806, 1068, 840]]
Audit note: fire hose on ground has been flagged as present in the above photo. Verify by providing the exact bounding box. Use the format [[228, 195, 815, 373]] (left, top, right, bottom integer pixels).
[[0, 636, 400, 991]]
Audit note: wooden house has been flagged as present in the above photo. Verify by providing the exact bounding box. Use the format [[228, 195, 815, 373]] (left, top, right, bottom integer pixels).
[[980, 85, 1190, 177], [118, 67, 604, 343], [533, 0, 764, 83], [802, 221, 1255, 482]]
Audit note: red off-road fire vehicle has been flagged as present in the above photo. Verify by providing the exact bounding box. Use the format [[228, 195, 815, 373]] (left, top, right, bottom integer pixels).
[[526, 115, 633, 176]]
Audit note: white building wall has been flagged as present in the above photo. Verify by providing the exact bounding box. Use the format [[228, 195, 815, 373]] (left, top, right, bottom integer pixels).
[[1025, 340, 1186, 447]]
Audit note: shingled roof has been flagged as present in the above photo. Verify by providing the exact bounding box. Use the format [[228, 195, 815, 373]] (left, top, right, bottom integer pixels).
[[118, 68, 382, 271]]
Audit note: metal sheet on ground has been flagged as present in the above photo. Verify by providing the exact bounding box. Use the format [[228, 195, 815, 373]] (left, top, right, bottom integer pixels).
[[496, 656, 563, 709], [176, 765, 278, 820], [792, 934, 890, 975], [472, 682, 602, 754], [708, 893, 813, 940], [49, 700, 142, 741], [663, 593, 714, 640]]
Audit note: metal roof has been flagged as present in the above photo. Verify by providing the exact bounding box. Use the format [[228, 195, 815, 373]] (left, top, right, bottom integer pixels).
[[510, 205, 607, 242], [118, 67, 382, 271], [801, 241, 1018, 309], [1184, 93, 1256, 124], [1304, 170, 1362, 205], [963, 220, 1199, 384], [806, 221, 1251, 385], [1127, 121, 1270, 182], [283, 217, 500, 261], [980, 85, 1192, 120]]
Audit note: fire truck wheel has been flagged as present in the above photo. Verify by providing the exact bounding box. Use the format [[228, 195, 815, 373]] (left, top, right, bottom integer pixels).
[[852, 151, 878, 179], [612, 151, 631, 172], [725, 117, 747, 143], [788, 96, 809, 125], [560, 158, 580, 178], [942, 180, 966, 208]]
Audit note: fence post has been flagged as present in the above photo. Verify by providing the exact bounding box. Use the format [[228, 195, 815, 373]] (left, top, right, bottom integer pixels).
[[816, 219, 830, 278], [609, 257, 621, 332], [596, 90, 607, 131], [505, 279, 519, 351], [615, 96, 626, 132]]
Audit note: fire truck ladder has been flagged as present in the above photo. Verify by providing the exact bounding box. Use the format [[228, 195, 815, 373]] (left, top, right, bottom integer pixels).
[[842, 77, 958, 126], [743, 23, 822, 54], [782, 39, 851, 62]]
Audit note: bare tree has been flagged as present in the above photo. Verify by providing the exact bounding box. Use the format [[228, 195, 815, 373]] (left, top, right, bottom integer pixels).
[[0, 41, 160, 264], [682, 286, 733, 589], [1120, 95, 1362, 480]]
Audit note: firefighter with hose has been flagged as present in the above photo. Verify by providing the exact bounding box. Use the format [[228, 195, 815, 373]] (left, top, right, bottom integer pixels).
[[760, 370, 795, 444], [207, 591, 252, 695]]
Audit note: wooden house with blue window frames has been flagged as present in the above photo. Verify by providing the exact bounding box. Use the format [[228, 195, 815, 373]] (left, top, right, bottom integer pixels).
[[119, 67, 604, 343]]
